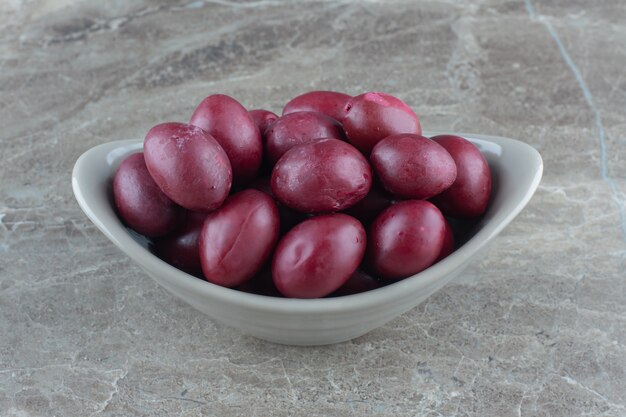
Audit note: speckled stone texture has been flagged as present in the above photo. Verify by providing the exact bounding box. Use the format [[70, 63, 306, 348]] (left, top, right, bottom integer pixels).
[[1, 0, 625, 416]]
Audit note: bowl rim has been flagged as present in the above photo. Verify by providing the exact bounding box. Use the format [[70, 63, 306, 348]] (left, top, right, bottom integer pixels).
[[72, 132, 543, 314]]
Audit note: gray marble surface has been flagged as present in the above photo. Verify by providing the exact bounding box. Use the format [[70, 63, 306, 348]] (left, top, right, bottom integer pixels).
[[1, 0, 625, 416]]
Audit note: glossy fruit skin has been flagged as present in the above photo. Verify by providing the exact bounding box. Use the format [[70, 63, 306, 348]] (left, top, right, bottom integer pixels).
[[341, 92, 421, 155], [248, 177, 307, 235], [154, 211, 206, 276], [435, 218, 455, 262], [282, 90, 352, 122], [271, 138, 372, 213], [370, 134, 457, 199], [199, 190, 280, 287], [264, 111, 345, 164], [368, 200, 446, 280], [143, 122, 232, 212], [249, 109, 278, 140], [190, 94, 263, 184], [430, 135, 492, 218], [272, 214, 366, 298], [113, 152, 180, 237]]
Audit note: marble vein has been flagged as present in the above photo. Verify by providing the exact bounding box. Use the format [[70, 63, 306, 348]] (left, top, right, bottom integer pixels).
[[1, 1, 625, 416], [525, 0, 626, 242]]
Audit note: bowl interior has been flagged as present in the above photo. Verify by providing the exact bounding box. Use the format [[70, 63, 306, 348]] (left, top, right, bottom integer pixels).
[[72, 133, 543, 313]]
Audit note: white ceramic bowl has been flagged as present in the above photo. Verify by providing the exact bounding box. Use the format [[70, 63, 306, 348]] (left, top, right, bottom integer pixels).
[[72, 132, 542, 345]]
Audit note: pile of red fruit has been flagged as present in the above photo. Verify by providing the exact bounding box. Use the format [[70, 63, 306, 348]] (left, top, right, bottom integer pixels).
[[112, 91, 491, 298]]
